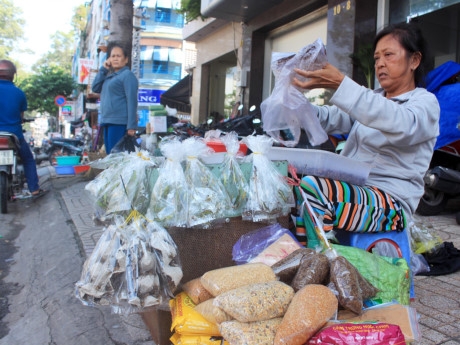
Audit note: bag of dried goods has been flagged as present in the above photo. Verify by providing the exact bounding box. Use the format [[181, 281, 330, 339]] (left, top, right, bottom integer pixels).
[[76, 225, 122, 305], [214, 281, 294, 322], [219, 318, 283, 345], [307, 322, 406, 344], [291, 252, 330, 291], [241, 135, 295, 222], [219, 131, 249, 217], [333, 244, 409, 305], [170, 334, 229, 345], [170, 292, 221, 336], [147, 137, 188, 227], [274, 284, 338, 345], [200, 263, 276, 296], [261, 39, 329, 147], [232, 223, 302, 266], [271, 248, 315, 284], [183, 136, 231, 228], [182, 277, 214, 305], [195, 298, 233, 325], [329, 255, 364, 315]]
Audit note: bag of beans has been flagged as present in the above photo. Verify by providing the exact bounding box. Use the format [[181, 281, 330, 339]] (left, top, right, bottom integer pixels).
[[219, 318, 283, 345], [200, 263, 276, 296], [274, 284, 338, 345], [271, 248, 315, 284], [214, 281, 294, 322], [291, 252, 330, 291]]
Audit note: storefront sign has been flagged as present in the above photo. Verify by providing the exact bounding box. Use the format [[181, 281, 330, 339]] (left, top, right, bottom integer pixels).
[[138, 88, 164, 105]]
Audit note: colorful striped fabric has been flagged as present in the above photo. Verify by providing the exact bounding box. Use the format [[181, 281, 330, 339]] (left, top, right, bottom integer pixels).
[[299, 176, 406, 233]]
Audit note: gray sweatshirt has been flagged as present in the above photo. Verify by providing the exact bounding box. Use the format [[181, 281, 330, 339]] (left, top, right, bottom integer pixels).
[[315, 76, 440, 217]]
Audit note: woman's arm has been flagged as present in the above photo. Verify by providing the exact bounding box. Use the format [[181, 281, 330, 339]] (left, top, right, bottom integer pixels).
[[124, 72, 139, 132], [91, 67, 109, 93]]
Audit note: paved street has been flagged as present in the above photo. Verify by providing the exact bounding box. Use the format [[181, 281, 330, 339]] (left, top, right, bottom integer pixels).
[[1, 167, 460, 344]]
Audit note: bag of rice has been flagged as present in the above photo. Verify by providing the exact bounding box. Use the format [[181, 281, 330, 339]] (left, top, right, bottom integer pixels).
[[194, 298, 233, 325], [182, 277, 214, 305], [214, 281, 294, 322], [274, 284, 338, 345], [219, 318, 283, 345], [200, 263, 276, 296]]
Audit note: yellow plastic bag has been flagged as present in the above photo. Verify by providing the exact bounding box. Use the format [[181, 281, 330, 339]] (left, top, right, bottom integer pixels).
[[170, 292, 221, 336], [170, 333, 229, 345]]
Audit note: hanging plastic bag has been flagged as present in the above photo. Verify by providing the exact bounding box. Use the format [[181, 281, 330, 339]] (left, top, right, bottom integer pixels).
[[111, 133, 140, 154], [147, 137, 188, 227], [241, 135, 295, 222], [261, 39, 329, 147], [219, 132, 249, 217], [183, 136, 231, 228]]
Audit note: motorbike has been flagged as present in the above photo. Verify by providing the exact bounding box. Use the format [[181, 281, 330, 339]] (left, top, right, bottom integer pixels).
[[0, 131, 27, 214], [416, 61, 460, 222]]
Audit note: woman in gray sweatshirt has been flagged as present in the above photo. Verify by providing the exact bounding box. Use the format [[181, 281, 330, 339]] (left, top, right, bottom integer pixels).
[[293, 22, 440, 233]]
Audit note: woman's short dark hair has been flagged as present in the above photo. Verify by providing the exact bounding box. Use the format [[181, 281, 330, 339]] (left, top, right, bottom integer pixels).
[[373, 22, 430, 87], [107, 41, 130, 58]]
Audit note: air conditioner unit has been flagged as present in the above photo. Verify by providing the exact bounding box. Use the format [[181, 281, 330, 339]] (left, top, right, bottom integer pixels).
[[201, 0, 283, 22]]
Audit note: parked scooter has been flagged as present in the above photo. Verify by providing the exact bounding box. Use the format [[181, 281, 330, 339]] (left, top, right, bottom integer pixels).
[[417, 61, 460, 221], [0, 131, 26, 213]]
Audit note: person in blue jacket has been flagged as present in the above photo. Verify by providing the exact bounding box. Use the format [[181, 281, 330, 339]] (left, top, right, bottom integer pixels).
[[92, 43, 139, 154], [0, 60, 46, 198], [292, 22, 440, 233]]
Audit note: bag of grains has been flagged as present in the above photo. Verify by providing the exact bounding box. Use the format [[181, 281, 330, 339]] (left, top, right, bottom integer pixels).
[[182, 277, 214, 305], [274, 284, 338, 345], [200, 263, 276, 296], [213, 281, 294, 322], [329, 255, 364, 314], [271, 248, 315, 284], [219, 318, 283, 345], [195, 298, 233, 325], [291, 252, 330, 291]]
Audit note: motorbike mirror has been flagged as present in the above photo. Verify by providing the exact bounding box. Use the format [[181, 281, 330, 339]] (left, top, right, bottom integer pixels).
[[238, 104, 244, 111], [249, 105, 256, 112]]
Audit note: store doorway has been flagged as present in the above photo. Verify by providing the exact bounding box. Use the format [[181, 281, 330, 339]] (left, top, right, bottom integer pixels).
[[206, 51, 238, 122]]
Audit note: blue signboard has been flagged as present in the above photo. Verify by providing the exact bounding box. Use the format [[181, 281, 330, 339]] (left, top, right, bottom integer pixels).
[[137, 109, 150, 127], [138, 88, 164, 105]]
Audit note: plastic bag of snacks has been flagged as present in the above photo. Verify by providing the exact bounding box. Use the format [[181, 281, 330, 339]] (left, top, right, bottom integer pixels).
[[241, 135, 295, 222], [271, 248, 315, 284], [307, 322, 406, 344], [183, 136, 231, 227], [274, 284, 338, 345], [291, 252, 330, 291], [219, 132, 249, 217], [213, 281, 294, 322], [200, 263, 276, 296], [219, 318, 283, 345], [170, 292, 221, 336], [182, 277, 214, 305], [232, 223, 302, 266], [147, 137, 188, 227]]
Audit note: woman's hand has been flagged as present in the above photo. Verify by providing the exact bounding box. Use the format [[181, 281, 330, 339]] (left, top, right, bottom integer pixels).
[[293, 63, 345, 90], [103, 58, 112, 70]]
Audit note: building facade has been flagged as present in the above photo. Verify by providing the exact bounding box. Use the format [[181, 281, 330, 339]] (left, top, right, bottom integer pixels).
[[184, 0, 460, 125], [72, 0, 186, 130]]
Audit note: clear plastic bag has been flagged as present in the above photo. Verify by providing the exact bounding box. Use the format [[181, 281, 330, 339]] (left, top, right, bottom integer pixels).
[[219, 132, 249, 217], [147, 137, 188, 227], [232, 223, 301, 266], [183, 136, 231, 228], [241, 135, 295, 222], [408, 219, 443, 255], [261, 39, 329, 147]]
